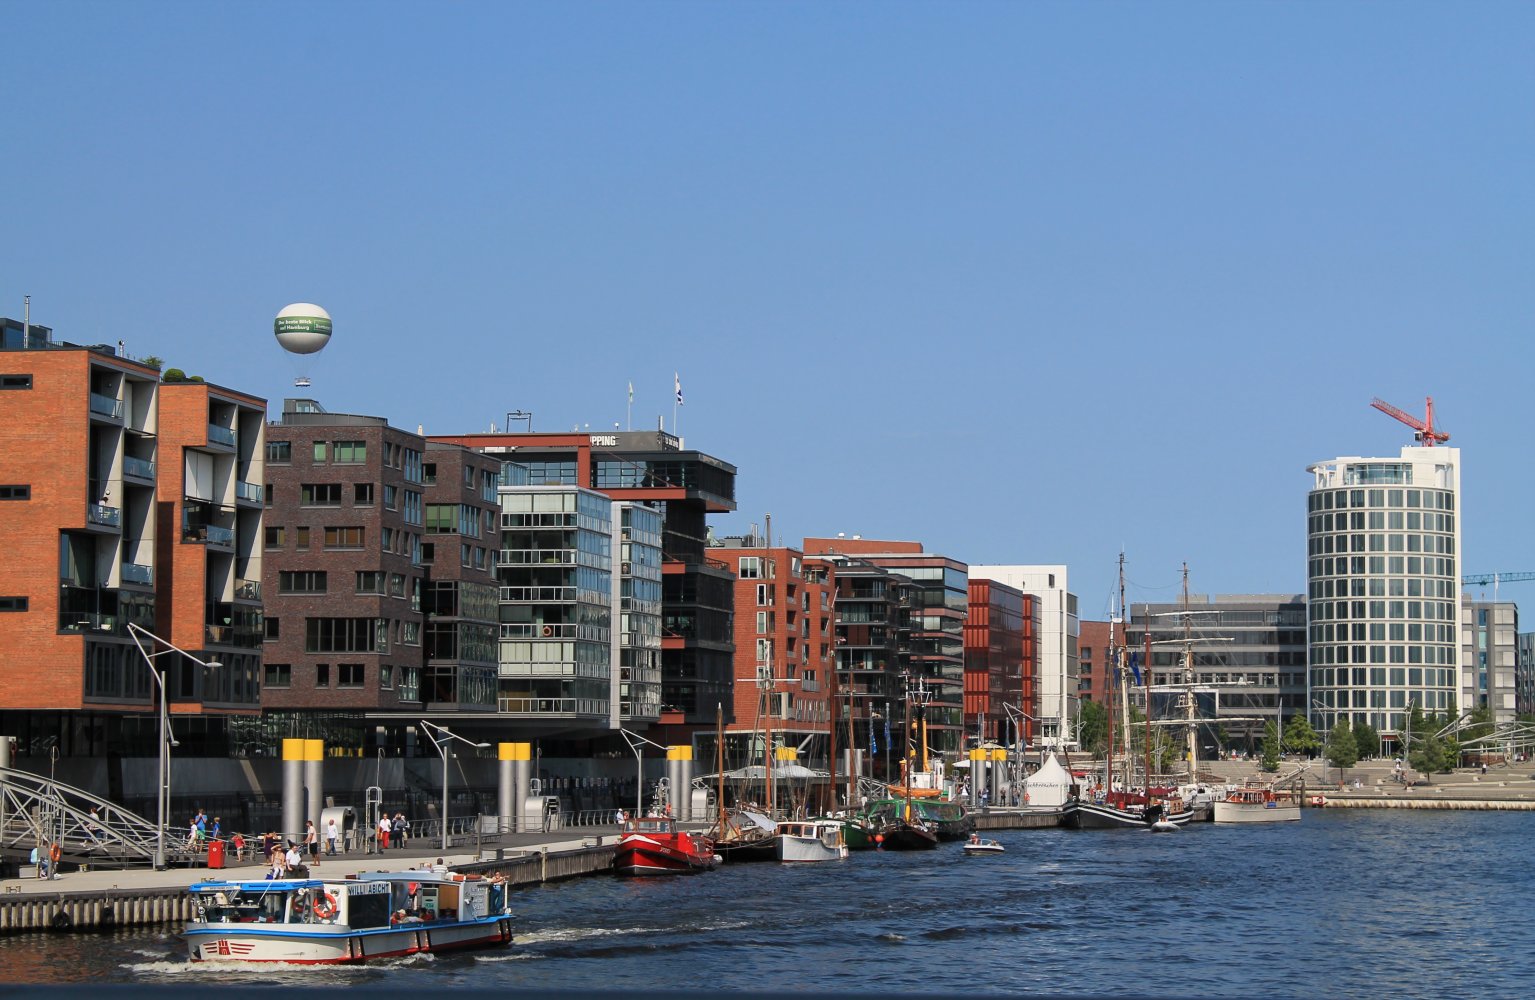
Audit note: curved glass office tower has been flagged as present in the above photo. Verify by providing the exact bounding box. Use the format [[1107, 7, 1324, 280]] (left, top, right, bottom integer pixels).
[[1306, 446, 1462, 744]]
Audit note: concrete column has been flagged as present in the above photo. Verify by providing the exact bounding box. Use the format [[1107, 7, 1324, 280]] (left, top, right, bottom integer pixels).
[[281, 739, 306, 847], [667, 746, 694, 821], [304, 740, 324, 840], [500, 743, 530, 833], [990, 749, 1007, 806], [969, 748, 986, 809], [0, 735, 11, 769]]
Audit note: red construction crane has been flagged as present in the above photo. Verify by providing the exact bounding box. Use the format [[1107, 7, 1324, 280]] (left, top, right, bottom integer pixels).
[[1370, 396, 1450, 447]]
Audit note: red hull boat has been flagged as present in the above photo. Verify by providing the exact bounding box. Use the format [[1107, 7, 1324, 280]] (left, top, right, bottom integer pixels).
[[613, 816, 720, 876]]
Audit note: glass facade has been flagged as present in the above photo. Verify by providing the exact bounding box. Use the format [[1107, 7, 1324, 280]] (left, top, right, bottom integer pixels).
[[1307, 449, 1461, 737], [619, 503, 663, 722]]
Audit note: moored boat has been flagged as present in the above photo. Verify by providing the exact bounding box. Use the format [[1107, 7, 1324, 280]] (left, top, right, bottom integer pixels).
[[184, 870, 513, 964], [1213, 785, 1301, 824], [711, 808, 778, 863], [614, 815, 720, 875], [776, 819, 849, 863]]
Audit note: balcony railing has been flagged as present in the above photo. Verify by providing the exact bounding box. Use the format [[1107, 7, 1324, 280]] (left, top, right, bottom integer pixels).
[[499, 585, 578, 603], [87, 503, 121, 528], [235, 578, 261, 601], [205, 525, 235, 546], [499, 622, 577, 639], [120, 562, 153, 585], [61, 613, 120, 634], [235, 481, 263, 503], [89, 392, 122, 419], [498, 696, 608, 717], [207, 424, 236, 447], [498, 548, 578, 565], [123, 455, 155, 480]]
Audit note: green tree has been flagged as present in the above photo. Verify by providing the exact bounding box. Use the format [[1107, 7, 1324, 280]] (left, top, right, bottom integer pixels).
[[141, 355, 164, 371], [1260, 721, 1281, 772], [1077, 700, 1108, 756], [1411, 733, 1451, 780], [1325, 722, 1358, 786], [1283, 715, 1323, 757], [1351, 720, 1379, 761]]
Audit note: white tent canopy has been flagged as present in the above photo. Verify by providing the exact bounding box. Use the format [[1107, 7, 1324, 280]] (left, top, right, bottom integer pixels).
[[1022, 753, 1075, 808]]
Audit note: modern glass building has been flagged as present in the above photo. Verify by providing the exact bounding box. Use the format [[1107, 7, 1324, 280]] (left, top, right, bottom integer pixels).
[[619, 502, 664, 724], [1306, 446, 1462, 744]]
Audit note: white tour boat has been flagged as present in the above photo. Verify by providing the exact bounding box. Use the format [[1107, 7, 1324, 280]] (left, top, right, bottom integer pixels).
[[961, 835, 1005, 855], [1212, 785, 1301, 824], [185, 869, 513, 964], [775, 819, 849, 863]]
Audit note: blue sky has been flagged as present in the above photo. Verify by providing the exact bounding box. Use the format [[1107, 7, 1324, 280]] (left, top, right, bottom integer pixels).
[[3, 2, 1531, 616]]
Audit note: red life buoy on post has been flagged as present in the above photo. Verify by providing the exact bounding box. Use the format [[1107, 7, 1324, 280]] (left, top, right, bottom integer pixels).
[[541, 625, 553, 637], [313, 892, 338, 920]]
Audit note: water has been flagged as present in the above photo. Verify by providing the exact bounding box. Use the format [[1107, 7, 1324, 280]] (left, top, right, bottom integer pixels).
[[1, 810, 1528, 998]]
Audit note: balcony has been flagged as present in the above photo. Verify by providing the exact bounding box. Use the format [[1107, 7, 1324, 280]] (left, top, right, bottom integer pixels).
[[123, 455, 156, 481], [234, 578, 262, 601], [499, 585, 578, 603], [499, 622, 577, 639], [87, 503, 121, 529], [206, 424, 236, 448], [498, 548, 578, 566], [89, 392, 122, 420], [120, 562, 153, 586], [60, 612, 119, 635], [235, 480, 263, 504], [205, 525, 235, 546]]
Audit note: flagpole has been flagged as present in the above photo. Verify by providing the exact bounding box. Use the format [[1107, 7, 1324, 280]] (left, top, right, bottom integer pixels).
[[627, 381, 633, 431], [673, 372, 681, 438]]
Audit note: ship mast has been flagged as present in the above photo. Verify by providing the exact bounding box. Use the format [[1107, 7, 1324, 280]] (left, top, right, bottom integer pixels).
[[1181, 564, 1199, 785]]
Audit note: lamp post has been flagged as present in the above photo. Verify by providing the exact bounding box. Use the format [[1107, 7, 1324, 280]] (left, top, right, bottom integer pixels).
[[421, 720, 491, 851], [127, 622, 222, 870], [619, 728, 667, 820]]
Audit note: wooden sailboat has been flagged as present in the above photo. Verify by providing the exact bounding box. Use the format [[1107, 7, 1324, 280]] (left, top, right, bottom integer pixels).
[[867, 674, 939, 850]]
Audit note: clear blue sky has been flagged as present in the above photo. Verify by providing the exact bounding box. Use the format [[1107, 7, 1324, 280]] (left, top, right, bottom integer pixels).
[[4, 2, 1531, 616]]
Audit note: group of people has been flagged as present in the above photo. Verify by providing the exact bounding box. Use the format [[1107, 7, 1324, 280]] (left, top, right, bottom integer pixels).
[[28, 841, 62, 879], [376, 811, 409, 849]]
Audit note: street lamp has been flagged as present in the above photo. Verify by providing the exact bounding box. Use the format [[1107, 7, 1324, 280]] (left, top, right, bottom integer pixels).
[[127, 622, 221, 870], [619, 728, 668, 821], [420, 720, 491, 850]]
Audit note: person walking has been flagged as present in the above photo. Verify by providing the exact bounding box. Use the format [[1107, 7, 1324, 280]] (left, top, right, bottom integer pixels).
[[393, 812, 409, 849], [325, 817, 341, 856], [304, 820, 320, 867], [377, 812, 392, 851]]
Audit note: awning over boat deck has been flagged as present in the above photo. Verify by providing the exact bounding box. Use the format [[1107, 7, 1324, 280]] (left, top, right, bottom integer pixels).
[[699, 764, 826, 781]]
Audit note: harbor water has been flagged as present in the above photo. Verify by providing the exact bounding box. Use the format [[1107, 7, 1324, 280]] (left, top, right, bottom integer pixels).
[[0, 809, 1528, 998]]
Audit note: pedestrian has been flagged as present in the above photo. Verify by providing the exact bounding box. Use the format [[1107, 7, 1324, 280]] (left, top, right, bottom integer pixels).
[[268, 846, 285, 880], [186, 817, 199, 850], [30, 845, 44, 879], [378, 812, 392, 851], [615, 808, 626, 826], [325, 817, 341, 856], [431, 857, 448, 874], [195, 810, 208, 845], [284, 840, 303, 874], [231, 831, 247, 863], [211, 816, 221, 841], [85, 807, 104, 850], [394, 812, 409, 849], [304, 820, 320, 867]]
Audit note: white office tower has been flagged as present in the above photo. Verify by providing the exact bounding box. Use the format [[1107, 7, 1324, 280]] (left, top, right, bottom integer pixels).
[[968, 565, 1079, 749], [1306, 446, 1462, 745]]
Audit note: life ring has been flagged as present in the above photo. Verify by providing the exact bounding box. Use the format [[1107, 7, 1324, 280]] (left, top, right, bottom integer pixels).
[[313, 892, 338, 920], [1309, 795, 1327, 808], [48, 843, 61, 863]]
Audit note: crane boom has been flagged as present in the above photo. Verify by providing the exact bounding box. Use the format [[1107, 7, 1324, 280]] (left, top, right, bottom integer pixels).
[[1462, 572, 1535, 587], [1370, 396, 1449, 446]]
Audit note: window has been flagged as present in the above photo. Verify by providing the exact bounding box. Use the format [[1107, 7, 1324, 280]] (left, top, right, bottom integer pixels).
[[323, 526, 365, 549], [354, 483, 374, 506], [312, 441, 328, 463], [0, 485, 29, 500], [420, 541, 435, 564], [423, 462, 437, 485], [265, 526, 285, 549], [380, 665, 394, 689], [264, 484, 273, 507], [279, 570, 327, 594], [301, 483, 342, 506], [295, 526, 310, 551], [266, 441, 292, 464], [756, 584, 770, 606], [306, 617, 378, 653], [264, 617, 280, 640], [0, 596, 28, 611], [333, 440, 366, 464], [739, 557, 762, 580], [384, 485, 398, 510], [316, 663, 329, 687], [0, 374, 34, 389], [356, 571, 385, 594], [338, 663, 365, 688], [390, 573, 406, 598], [263, 663, 291, 687]]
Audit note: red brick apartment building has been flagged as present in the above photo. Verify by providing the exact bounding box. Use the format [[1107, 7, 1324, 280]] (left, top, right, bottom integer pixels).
[[260, 401, 501, 745], [1077, 620, 1113, 705], [0, 322, 264, 758], [710, 533, 837, 774]]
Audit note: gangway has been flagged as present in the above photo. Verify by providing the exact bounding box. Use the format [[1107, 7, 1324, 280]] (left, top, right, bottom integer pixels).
[[0, 767, 164, 869]]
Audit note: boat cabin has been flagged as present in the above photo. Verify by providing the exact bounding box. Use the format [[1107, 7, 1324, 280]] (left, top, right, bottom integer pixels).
[[189, 873, 505, 929]]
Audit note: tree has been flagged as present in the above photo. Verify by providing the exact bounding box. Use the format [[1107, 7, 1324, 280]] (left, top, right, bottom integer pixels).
[[1325, 722, 1358, 786], [1283, 715, 1323, 757], [141, 355, 164, 371], [1260, 721, 1281, 772], [1411, 733, 1451, 780], [1351, 720, 1379, 761], [1077, 700, 1108, 756]]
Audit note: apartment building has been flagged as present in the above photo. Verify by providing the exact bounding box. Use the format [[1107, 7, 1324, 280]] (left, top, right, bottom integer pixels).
[[968, 565, 1080, 749], [0, 326, 263, 757], [964, 578, 1034, 745]]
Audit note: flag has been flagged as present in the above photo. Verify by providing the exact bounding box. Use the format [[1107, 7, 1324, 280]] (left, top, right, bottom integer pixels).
[[627, 381, 633, 403], [1128, 652, 1142, 686], [674, 372, 683, 406], [870, 725, 877, 756], [885, 715, 891, 752]]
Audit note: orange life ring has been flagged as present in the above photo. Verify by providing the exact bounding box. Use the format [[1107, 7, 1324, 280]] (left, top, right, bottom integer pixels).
[[48, 843, 61, 863], [313, 892, 338, 920]]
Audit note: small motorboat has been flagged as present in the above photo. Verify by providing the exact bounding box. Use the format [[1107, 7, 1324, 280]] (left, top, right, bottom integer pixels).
[[1149, 819, 1181, 833], [961, 836, 1005, 856]]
